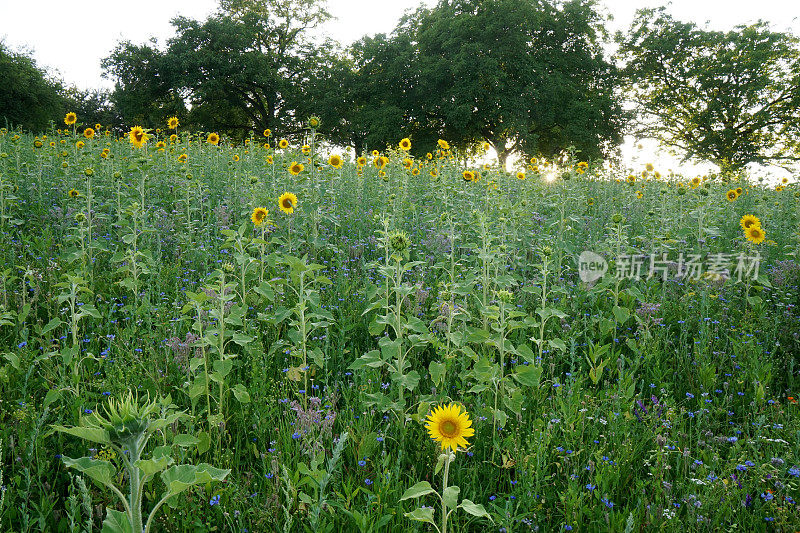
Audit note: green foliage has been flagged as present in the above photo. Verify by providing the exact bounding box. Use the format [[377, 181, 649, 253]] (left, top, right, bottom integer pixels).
[[0, 42, 63, 131], [617, 7, 800, 172]]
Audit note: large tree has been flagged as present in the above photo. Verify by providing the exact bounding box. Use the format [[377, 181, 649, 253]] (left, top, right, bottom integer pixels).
[[617, 8, 800, 172], [0, 41, 63, 131], [341, 0, 624, 164]]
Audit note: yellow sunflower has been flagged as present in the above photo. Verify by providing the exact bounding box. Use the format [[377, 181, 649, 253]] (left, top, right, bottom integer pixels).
[[516, 171, 525, 180], [411, 167, 420, 176], [266, 155, 274, 165], [402, 158, 413, 170], [288, 161, 304, 175], [301, 145, 310, 155], [781, 177, 789, 185], [169, 134, 178, 143], [587, 197, 595, 206], [167, 117, 179, 129], [207, 132, 220, 145], [726, 189, 738, 202], [68, 189, 80, 198], [736, 187, 743, 195], [278, 139, 289, 149], [76, 141, 85, 149], [645, 163, 654, 172], [357, 156, 367, 167], [691, 176, 701, 188], [745, 225, 765, 244], [463, 170, 475, 182], [263, 129, 271, 138], [398, 138, 411, 151], [251, 207, 269, 226], [425, 403, 474, 452], [83, 127, 95, 139], [636, 190, 643, 199], [740, 214, 760, 231], [129, 126, 148, 148], [482, 141, 491, 151], [278, 192, 298, 214], [328, 154, 343, 169], [177, 153, 188, 163], [64, 112, 77, 126], [372, 149, 380, 157], [437, 139, 450, 150], [373, 156, 387, 169]]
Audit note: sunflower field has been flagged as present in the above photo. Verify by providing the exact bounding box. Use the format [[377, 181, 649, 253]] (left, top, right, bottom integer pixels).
[[0, 118, 799, 532]]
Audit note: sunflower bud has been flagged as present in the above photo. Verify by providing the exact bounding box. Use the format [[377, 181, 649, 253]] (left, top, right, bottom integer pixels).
[[388, 231, 410, 254], [611, 213, 623, 224]]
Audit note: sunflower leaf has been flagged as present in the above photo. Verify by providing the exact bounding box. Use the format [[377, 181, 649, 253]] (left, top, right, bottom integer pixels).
[[400, 481, 435, 500]]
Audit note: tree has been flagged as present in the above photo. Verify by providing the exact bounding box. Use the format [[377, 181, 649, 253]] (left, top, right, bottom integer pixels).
[[0, 41, 63, 131], [617, 8, 800, 172], [343, 0, 624, 164]]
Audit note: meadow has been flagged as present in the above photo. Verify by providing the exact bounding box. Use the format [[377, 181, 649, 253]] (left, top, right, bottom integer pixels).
[[0, 117, 799, 532]]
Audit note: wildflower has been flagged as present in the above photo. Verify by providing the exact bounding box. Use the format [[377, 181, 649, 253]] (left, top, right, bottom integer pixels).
[[437, 139, 450, 150], [167, 117, 179, 129], [278, 192, 298, 214], [209, 495, 220, 506], [83, 128, 95, 139], [745, 225, 765, 244], [425, 403, 474, 453], [64, 112, 77, 126], [129, 126, 148, 148], [398, 138, 411, 151], [251, 207, 268, 226], [328, 154, 343, 169], [207, 132, 220, 145], [463, 170, 476, 182], [288, 161, 304, 175], [278, 139, 289, 149], [263, 129, 271, 137]]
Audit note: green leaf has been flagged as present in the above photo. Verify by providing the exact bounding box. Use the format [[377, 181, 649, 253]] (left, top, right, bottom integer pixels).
[[42, 317, 63, 335], [459, 499, 492, 520], [101, 508, 133, 533], [514, 365, 542, 387], [231, 332, 254, 346], [443, 485, 460, 509], [161, 463, 230, 499], [54, 426, 111, 445], [429, 361, 446, 386], [135, 455, 173, 477], [173, 434, 200, 447], [404, 507, 435, 524], [612, 306, 630, 324], [232, 384, 251, 403], [548, 338, 567, 352], [197, 431, 211, 455], [399, 481, 435, 500], [2, 352, 20, 370], [62, 456, 116, 487]]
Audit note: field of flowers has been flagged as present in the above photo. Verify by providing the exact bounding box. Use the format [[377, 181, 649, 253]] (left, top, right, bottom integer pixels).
[[0, 115, 799, 532]]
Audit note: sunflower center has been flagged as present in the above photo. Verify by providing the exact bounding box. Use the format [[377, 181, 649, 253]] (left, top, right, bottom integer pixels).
[[283, 199, 293, 209], [439, 420, 458, 438]]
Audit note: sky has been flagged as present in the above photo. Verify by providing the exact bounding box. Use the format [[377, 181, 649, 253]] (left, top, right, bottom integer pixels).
[[1, 0, 799, 177]]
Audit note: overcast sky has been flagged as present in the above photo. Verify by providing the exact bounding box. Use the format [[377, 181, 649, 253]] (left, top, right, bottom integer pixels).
[[1, 0, 798, 177]]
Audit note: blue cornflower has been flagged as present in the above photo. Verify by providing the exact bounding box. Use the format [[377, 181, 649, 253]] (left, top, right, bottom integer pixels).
[[209, 495, 220, 506], [788, 467, 800, 477], [364, 479, 373, 486], [358, 460, 366, 467], [292, 432, 301, 439], [761, 492, 774, 501], [686, 392, 694, 399], [586, 483, 596, 492]]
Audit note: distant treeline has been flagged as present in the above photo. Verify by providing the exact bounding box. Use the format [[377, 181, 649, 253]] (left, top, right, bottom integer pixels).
[[2, 0, 799, 171]]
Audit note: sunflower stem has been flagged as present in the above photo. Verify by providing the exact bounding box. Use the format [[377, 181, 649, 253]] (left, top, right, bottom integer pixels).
[[441, 452, 452, 533]]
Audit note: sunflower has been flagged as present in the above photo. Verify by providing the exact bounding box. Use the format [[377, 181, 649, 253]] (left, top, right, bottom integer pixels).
[[411, 167, 420, 176], [278, 139, 289, 149], [740, 214, 760, 231], [177, 153, 188, 163], [430, 168, 438, 178], [301, 145, 310, 155], [308, 116, 320, 128], [83, 127, 95, 139], [516, 171, 525, 180], [482, 142, 491, 151], [129, 126, 148, 148], [745, 225, 765, 244], [156, 141, 166, 149], [781, 177, 789, 184], [577, 161, 589, 169], [357, 156, 367, 167], [398, 138, 411, 151], [426, 152, 433, 160], [169, 134, 178, 143], [425, 403, 474, 452], [76, 141, 85, 149], [627, 175, 636, 184], [463, 170, 475, 182], [437, 139, 450, 150], [68, 189, 80, 198], [636, 190, 643, 199], [735, 187, 743, 195], [207, 132, 220, 145], [328, 154, 343, 168], [266, 155, 274, 165], [402, 158, 413, 170], [691, 176, 701, 188], [653, 171, 661, 179], [167, 117, 179, 129], [645, 163, 654, 172], [251, 207, 269, 226], [288, 161, 304, 175], [278, 192, 298, 214], [726, 189, 738, 201], [587, 197, 595, 206], [371, 150, 380, 157], [64, 112, 77, 126], [373, 156, 387, 169], [263, 129, 271, 138], [232, 154, 240, 162]]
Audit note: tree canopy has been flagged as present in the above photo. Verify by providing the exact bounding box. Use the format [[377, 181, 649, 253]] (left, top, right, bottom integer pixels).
[[0, 41, 63, 131], [617, 7, 800, 172]]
